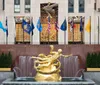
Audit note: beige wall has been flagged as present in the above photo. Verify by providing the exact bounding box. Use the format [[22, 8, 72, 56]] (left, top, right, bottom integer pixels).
[[0, 0, 100, 44]]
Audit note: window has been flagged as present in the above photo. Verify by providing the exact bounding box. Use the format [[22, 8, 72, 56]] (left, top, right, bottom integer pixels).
[[68, 16, 84, 44], [14, 0, 20, 13], [79, 0, 85, 13], [68, 0, 74, 13], [15, 16, 31, 44], [3, 0, 5, 10], [25, 0, 31, 13]]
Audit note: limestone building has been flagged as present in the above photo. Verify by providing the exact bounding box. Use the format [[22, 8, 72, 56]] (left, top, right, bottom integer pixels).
[[0, 0, 100, 44]]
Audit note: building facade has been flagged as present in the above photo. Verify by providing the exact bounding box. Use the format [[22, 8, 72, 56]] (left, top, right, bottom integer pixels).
[[0, 0, 100, 44]]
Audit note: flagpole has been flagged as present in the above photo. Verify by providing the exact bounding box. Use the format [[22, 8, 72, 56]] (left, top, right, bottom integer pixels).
[[81, 17, 83, 43], [56, 16, 58, 44], [6, 35, 8, 44], [31, 17, 33, 44], [6, 17, 8, 44], [23, 28, 24, 43], [48, 17, 49, 44], [98, 16, 99, 44], [48, 32, 49, 44], [31, 31, 33, 44], [64, 17, 66, 45], [64, 31, 66, 44], [81, 28, 82, 43], [47, 16, 50, 45], [90, 16, 91, 44], [73, 25, 74, 44]]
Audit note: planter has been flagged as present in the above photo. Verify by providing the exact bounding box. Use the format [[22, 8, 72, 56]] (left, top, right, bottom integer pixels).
[[0, 68, 11, 71], [87, 68, 100, 71]]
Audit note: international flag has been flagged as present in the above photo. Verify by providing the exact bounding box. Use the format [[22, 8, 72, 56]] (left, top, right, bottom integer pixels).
[[24, 24, 31, 34], [22, 19, 28, 29], [36, 17, 42, 32], [47, 16, 51, 33], [0, 21, 7, 32], [31, 19, 34, 31], [60, 19, 67, 31], [80, 17, 83, 32], [85, 17, 91, 32], [30, 18, 35, 35], [70, 19, 74, 32], [55, 20, 59, 31], [6, 17, 8, 36], [22, 19, 34, 34]]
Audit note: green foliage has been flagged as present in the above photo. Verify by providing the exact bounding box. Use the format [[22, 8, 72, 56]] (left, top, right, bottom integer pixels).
[[0, 52, 12, 68], [86, 52, 100, 68]]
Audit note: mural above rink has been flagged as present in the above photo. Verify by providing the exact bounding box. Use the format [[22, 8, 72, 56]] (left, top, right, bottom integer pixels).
[[40, 3, 58, 44]]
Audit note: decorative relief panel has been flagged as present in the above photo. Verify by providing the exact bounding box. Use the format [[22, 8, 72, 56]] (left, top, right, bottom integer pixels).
[[40, 3, 58, 43]]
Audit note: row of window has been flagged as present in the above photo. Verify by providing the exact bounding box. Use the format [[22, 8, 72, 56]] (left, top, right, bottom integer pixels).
[[14, 0, 31, 13], [68, 0, 85, 13], [14, 0, 85, 13]]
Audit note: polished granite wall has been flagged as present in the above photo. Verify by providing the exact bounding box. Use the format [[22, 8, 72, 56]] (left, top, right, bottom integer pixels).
[[0, 45, 100, 69]]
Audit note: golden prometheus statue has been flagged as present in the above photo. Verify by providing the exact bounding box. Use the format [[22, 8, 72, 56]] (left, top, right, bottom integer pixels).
[[31, 45, 72, 82]]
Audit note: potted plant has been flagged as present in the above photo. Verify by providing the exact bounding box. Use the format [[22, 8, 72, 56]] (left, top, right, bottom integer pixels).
[[0, 52, 12, 71], [86, 52, 100, 71]]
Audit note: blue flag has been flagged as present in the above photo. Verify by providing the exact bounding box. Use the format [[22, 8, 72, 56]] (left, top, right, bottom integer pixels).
[[30, 19, 35, 35], [22, 19, 35, 34], [36, 18, 42, 32], [0, 21, 7, 32], [60, 19, 67, 31], [31, 20, 34, 31], [80, 17, 83, 32], [22, 19, 28, 29]]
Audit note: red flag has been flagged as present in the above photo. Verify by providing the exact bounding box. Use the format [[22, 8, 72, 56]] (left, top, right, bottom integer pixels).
[[55, 20, 59, 31], [70, 19, 74, 32]]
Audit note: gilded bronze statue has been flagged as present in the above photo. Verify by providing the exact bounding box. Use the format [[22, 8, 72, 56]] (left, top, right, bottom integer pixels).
[[31, 45, 72, 81]]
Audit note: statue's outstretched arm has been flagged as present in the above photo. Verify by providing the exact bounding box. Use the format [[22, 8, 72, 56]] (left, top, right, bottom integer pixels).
[[31, 56, 48, 61]]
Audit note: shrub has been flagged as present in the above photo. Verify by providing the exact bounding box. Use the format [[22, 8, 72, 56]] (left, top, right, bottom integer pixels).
[[0, 52, 12, 68], [86, 52, 100, 68]]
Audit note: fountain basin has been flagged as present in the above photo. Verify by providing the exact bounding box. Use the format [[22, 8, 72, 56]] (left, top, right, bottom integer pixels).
[[2, 77, 95, 85], [15, 77, 86, 82]]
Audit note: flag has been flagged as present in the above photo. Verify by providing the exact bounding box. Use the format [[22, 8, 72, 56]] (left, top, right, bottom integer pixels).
[[22, 19, 34, 34], [6, 17, 8, 36], [70, 19, 74, 32], [30, 19, 35, 35], [60, 19, 67, 31], [26, 18, 35, 34], [0, 21, 7, 32], [80, 17, 83, 32], [85, 17, 91, 32], [36, 17, 42, 32], [31, 19, 34, 31], [55, 20, 59, 31], [24, 24, 31, 34], [22, 19, 28, 29], [47, 16, 51, 33]]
